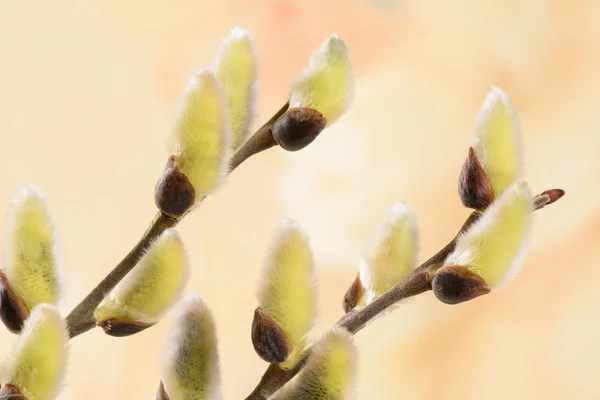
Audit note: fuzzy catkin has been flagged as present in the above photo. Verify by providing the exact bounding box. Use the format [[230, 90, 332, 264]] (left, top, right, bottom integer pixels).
[[444, 181, 532, 288], [161, 295, 220, 400], [94, 229, 188, 324], [1, 305, 69, 400], [271, 328, 356, 400], [2, 187, 62, 311], [257, 219, 317, 368]]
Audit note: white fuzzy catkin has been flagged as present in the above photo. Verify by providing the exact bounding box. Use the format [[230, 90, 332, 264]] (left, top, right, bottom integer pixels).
[[471, 86, 523, 197], [94, 229, 188, 325], [359, 202, 418, 305], [289, 34, 353, 126], [212, 26, 258, 150], [161, 295, 220, 400], [2, 186, 63, 311], [168, 69, 230, 200], [0, 304, 69, 400], [257, 219, 317, 368], [271, 328, 357, 400], [444, 181, 533, 289]]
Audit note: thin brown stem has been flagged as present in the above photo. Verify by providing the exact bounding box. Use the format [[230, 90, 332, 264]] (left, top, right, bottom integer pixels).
[[229, 103, 289, 172]]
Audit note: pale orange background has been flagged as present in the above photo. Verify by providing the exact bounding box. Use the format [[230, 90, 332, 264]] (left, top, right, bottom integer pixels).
[[0, 1, 598, 399]]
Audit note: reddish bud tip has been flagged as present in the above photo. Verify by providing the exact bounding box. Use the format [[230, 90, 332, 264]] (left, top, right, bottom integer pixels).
[[342, 274, 364, 313], [540, 189, 565, 205]]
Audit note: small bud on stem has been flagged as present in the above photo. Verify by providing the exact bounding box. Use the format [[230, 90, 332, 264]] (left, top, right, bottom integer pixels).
[[342, 274, 364, 313], [252, 307, 294, 364], [155, 156, 196, 218], [432, 265, 491, 304], [0, 271, 29, 334], [0, 384, 26, 400], [272, 107, 327, 151]]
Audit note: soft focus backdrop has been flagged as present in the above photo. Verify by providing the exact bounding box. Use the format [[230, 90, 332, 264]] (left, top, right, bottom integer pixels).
[[0, 1, 598, 399]]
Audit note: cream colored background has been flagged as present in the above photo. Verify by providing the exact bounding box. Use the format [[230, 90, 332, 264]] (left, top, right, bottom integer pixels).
[[0, 1, 598, 399]]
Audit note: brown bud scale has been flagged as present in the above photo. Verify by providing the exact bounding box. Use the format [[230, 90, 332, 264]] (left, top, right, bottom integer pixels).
[[156, 381, 170, 400], [98, 318, 156, 337], [272, 107, 327, 151], [251, 307, 293, 363], [0, 384, 26, 400], [342, 274, 364, 313], [458, 147, 495, 210], [432, 265, 491, 305], [0, 271, 29, 334], [155, 156, 196, 218]]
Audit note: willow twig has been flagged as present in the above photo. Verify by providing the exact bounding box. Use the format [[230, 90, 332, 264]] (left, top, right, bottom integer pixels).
[[65, 103, 289, 338]]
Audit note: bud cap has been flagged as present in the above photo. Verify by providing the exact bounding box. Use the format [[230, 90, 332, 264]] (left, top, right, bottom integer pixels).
[[272, 107, 327, 152], [458, 147, 495, 209], [432, 265, 491, 304], [155, 156, 196, 218]]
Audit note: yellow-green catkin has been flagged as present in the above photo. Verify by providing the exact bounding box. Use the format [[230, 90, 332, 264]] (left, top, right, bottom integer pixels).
[[2, 187, 62, 311], [471, 87, 523, 197], [161, 295, 220, 400], [168, 69, 230, 200], [358, 202, 418, 305], [212, 26, 258, 150], [0, 304, 69, 400], [443, 181, 532, 288], [289, 34, 353, 125], [272, 328, 356, 400], [94, 229, 188, 325], [257, 219, 317, 368]]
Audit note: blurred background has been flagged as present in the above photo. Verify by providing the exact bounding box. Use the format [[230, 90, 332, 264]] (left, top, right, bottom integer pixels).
[[0, 1, 598, 399]]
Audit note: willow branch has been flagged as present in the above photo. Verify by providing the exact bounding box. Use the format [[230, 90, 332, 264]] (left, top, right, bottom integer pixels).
[[245, 191, 560, 400], [65, 103, 289, 338]]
